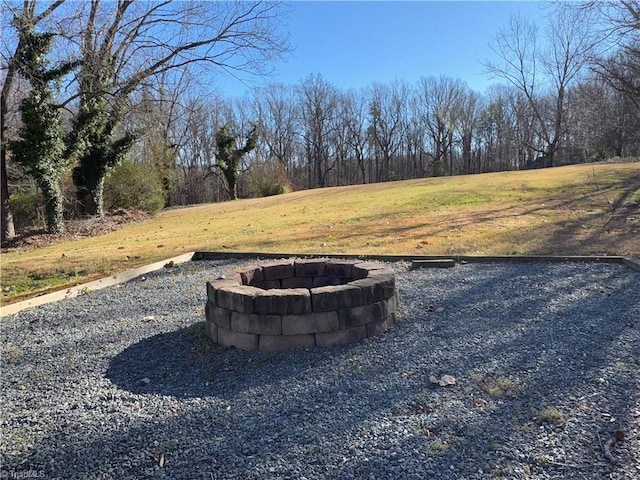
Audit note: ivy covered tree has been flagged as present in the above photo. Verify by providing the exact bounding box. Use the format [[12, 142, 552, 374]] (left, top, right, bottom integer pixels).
[[63, 0, 288, 216], [1, 1, 65, 244], [69, 97, 134, 217], [215, 124, 258, 200], [9, 22, 77, 233]]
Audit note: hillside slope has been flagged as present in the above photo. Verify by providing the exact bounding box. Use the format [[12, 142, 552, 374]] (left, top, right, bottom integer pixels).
[[2, 162, 639, 304]]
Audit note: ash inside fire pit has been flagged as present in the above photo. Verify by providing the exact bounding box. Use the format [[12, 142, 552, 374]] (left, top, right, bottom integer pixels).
[[205, 259, 398, 351]]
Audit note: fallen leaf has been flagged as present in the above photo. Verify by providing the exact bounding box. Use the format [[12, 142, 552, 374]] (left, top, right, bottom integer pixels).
[[423, 426, 437, 437], [147, 450, 166, 468], [407, 404, 433, 415], [473, 398, 488, 408]]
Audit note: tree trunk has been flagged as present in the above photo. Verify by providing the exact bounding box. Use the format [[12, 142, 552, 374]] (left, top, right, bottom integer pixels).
[[358, 154, 366, 184], [73, 163, 105, 217], [1, 68, 16, 245], [226, 172, 238, 200], [433, 157, 446, 177], [222, 163, 238, 200], [1, 151, 16, 244], [37, 174, 65, 234]]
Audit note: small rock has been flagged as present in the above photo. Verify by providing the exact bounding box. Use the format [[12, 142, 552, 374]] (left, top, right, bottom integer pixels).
[[430, 374, 457, 387], [439, 374, 457, 386], [139, 378, 151, 386]]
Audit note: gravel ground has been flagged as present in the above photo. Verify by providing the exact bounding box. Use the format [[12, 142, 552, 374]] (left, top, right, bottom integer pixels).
[[1, 259, 639, 480]]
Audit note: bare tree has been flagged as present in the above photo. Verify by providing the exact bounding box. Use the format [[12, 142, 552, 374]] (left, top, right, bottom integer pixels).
[[171, 95, 229, 204], [368, 80, 409, 182], [490, 86, 539, 170], [63, 0, 289, 216], [253, 83, 298, 170], [484, 9, 595, 167], [568, 73, 640, 159], [342, 88, 371, 184], [455, 85, 482, 175], [582, 0, 640, 107], [297, 74, 340, 188], [126, 73, 191, 207], [416, 76, 464, 176]]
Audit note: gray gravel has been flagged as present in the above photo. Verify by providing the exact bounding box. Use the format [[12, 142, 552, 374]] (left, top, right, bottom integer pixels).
[[1, 259, 639, 480]]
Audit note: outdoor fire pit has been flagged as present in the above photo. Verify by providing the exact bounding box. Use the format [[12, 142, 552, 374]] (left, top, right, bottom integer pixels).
[[205, 259, 398, 351]]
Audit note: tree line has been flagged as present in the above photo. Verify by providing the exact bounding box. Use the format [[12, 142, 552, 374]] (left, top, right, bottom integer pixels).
[[1, 0, 287, 241], [2, 1, 639, 244]]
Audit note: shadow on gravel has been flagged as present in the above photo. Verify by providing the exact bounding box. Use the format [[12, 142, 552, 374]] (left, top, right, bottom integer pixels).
[[6, 262, 639, 480], [105, 322, 353, 399]]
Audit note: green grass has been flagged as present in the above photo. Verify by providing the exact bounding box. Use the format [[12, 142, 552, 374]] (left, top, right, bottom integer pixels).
[[1, 162, 639, 305], [534, 407, 566, 425], [474, 374, 520, 398]]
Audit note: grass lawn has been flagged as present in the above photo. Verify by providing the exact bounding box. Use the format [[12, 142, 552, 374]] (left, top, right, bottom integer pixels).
[[1, 162, 639, 305]]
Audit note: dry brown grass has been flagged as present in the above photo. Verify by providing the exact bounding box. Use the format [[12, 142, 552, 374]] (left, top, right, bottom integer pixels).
[[1, 162, 639, 305]]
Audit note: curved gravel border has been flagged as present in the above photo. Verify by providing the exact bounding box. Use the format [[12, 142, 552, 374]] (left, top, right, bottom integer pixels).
[[1, 259, 639, 479]]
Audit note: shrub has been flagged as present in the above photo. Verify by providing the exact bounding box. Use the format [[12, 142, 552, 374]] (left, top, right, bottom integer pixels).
[[588, 148, 611, 163], [9, 190, 43, 231], [244, 160, 293, 198], [103, 161, 165, 214]]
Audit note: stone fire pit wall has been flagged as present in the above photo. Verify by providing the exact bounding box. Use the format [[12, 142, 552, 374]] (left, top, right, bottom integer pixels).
[[205, 259, 398, 351]]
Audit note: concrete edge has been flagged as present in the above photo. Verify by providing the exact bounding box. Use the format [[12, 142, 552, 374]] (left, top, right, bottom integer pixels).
[[0, 252, 195, 318], [623, 257, 640, 272], [2, 250, 637, 317], [193, 251, 630, 265]]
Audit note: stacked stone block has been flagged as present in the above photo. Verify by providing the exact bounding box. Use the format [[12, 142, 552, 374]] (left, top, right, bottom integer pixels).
[[205, 259, 398, 351]]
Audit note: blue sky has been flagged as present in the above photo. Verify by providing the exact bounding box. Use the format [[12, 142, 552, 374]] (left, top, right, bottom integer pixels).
[[217, 1, 551, 97]]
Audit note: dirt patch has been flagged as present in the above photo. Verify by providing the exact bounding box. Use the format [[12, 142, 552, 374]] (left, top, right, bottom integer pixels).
[[1, 209, 150, 252]]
